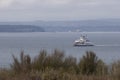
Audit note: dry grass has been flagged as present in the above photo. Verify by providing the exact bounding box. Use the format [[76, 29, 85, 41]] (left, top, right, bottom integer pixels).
[[0, 49, 120, 80]]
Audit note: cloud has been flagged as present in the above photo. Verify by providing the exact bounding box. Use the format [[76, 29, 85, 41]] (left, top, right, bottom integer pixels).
[[0, 0, 14, 8], [0, 0, 37, 9], [0, 0, 120, 9], [0, 0, 120, 21]]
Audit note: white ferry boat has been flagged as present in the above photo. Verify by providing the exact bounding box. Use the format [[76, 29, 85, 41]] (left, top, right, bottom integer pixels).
[[74, 35, 94, 46]]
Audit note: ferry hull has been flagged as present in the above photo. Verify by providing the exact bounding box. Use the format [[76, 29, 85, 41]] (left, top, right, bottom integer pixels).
[[74, 44, 94, 47]]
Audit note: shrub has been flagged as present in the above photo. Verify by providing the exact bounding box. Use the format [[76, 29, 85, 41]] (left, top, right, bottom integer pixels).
[[79, 51, 102, 75], [10, 51, 31, 73], [96, 60, 108, 75], [32, 50, 47, 71]]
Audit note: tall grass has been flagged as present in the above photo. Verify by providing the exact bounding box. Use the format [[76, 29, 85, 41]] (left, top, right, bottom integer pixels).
[[11, 51, 31, 73], [0, 49, 120, 80]]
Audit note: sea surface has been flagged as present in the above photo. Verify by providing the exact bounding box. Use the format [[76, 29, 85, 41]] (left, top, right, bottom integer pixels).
[[0, 32, 120, 68]]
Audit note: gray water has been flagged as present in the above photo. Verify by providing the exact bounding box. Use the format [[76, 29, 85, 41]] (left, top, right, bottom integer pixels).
[[0, 32, 120, 67]]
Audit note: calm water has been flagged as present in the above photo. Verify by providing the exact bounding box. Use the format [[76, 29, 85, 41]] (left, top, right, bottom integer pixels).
[[0, 32, 120, 67]]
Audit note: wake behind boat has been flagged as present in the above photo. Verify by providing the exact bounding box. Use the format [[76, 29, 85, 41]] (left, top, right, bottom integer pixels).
[[74, 35, 94, 46]]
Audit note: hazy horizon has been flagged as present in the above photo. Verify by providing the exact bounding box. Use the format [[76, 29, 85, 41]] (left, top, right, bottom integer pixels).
[[0, 0, 120, 21], [0, 18, 120, 22]]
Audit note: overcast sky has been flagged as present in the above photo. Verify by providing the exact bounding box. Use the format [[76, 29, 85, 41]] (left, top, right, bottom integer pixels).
[[0, 0, 120, 21]]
